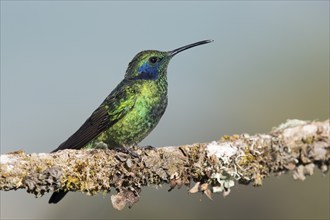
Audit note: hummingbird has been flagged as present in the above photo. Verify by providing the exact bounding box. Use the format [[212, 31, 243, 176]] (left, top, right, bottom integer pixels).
[[49, 40, 213, 204]]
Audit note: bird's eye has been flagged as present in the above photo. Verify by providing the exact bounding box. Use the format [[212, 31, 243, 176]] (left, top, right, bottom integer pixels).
[[149, 56, 158, 64]]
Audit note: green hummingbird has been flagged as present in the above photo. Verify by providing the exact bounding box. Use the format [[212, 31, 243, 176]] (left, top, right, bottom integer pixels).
[[49, 40, 213, 204]]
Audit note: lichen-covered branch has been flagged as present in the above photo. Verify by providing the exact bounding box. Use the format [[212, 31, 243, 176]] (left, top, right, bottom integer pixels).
[[1, 119, 329, 210]]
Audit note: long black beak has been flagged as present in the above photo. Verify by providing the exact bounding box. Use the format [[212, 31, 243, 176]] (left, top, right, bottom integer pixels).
[[169, 40, 213, 56]]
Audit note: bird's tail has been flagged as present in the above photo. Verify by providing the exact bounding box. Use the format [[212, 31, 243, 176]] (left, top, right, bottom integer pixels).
[[49, 190, 68, 204]]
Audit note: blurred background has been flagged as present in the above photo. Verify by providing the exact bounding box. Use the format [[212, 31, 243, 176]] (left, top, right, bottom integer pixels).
[[1, 1, 329, 219]]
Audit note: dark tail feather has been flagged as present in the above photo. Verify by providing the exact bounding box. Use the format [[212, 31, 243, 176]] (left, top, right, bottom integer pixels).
[[49, 190, 68, 204]]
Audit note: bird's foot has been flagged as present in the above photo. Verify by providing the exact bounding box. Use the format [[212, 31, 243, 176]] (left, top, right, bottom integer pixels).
[[140, 145, 156, 150], [114, 146, 139, 158]]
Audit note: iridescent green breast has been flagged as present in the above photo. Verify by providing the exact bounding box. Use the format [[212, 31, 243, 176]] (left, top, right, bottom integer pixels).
[[93, 78, 168, 148]]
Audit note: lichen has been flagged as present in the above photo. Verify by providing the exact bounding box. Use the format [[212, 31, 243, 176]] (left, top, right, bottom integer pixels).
[[0, 119, 328, 210]]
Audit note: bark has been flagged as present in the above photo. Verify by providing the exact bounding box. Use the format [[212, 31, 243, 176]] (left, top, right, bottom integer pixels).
[[1, 119, 329, 210]]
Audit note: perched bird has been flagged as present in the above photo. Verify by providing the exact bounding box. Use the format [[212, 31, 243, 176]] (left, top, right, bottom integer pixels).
[[49, 40, 213, 204]]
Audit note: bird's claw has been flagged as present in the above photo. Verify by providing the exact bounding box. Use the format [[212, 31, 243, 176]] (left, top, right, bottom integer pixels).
[[114, 146, 139, 158], [140, 145, 156, 150]]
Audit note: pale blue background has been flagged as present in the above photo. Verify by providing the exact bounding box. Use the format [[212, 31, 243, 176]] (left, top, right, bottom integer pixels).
[[1, 1, 329, 219]]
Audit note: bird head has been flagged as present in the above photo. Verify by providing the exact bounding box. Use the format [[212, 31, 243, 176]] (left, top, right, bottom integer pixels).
[[125, 40, 213, 81]]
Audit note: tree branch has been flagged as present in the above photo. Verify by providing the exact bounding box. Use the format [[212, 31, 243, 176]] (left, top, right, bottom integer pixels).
[[1, 119, 329, 210]]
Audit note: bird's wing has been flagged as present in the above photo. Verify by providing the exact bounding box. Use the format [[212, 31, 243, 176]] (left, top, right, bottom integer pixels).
[[52, 83, 136, 152]]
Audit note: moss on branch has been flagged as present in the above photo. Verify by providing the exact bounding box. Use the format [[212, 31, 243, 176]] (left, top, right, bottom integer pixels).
[[1, 119, 329, 210]]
